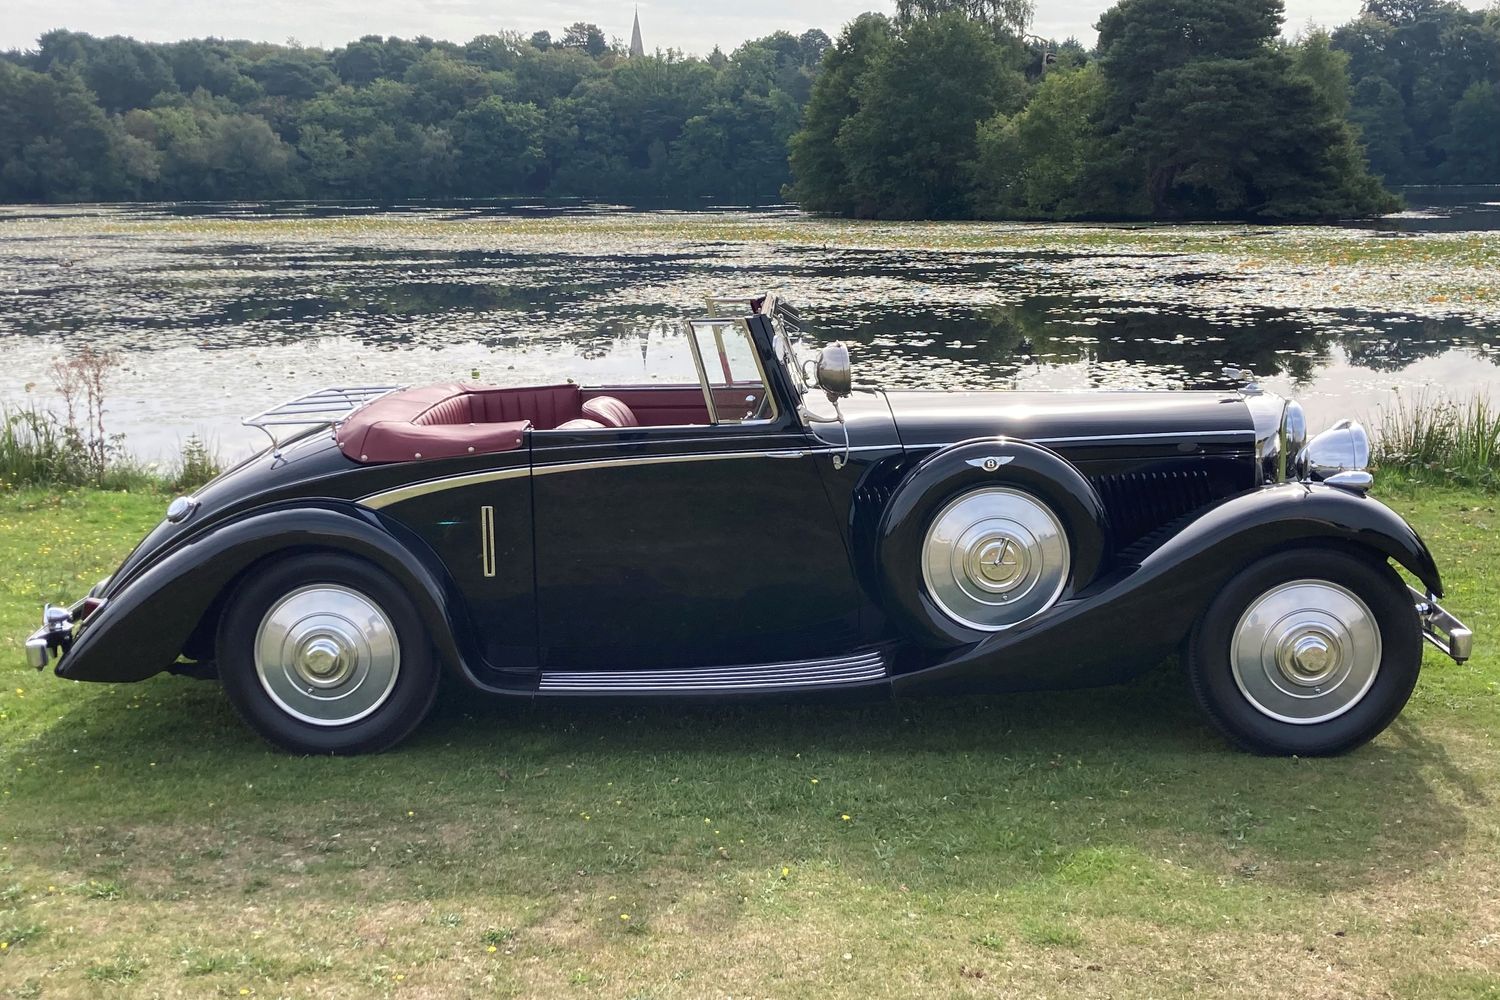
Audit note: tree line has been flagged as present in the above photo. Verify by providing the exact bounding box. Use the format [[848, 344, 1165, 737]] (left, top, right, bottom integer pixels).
[[0, 26, 828, 202], [1, 0, 1498, 219], [791, 0, 1500, 220]]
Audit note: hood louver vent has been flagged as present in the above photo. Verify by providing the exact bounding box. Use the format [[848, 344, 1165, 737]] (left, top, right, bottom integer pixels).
[[1091, 470, 1216, 551]]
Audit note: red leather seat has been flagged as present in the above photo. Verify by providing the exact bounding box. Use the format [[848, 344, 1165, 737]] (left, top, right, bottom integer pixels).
[[336, 383, 531, 463], [581, 396, 638, 428], [556, 418, 607, 430]]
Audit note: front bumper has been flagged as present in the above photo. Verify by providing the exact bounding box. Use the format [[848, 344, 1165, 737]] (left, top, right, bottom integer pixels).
[[1411, 586, 1473, 663]]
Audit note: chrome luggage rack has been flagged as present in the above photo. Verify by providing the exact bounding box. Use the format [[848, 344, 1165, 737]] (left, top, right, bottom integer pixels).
[[243, 385, 403, 456]]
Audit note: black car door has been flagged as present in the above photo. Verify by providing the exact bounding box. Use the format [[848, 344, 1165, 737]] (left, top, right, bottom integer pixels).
[[530, 320, 864, 670]]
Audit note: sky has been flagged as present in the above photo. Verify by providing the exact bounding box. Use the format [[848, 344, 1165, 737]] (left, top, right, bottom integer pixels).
[[0, 0, 1484, 56]]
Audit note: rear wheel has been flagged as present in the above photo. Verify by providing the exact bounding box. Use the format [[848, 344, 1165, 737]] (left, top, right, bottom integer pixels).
[[217, 553, 438, 754], [1186, 548, 1421, 756]]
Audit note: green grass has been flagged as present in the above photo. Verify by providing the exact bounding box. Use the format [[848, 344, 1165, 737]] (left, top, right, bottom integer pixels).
[[0, 482, 1497, 997]]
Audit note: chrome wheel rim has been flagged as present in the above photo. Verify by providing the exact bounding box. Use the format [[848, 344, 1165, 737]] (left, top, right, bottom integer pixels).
[[921, 487, 1070, 631], [254, 584, 401, 727], [1231, 579, 1381, 725]]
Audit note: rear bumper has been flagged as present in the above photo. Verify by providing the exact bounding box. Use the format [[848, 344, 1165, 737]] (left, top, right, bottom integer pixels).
[[22, 593, 106, 671], [1411, 586, 1473, 663]]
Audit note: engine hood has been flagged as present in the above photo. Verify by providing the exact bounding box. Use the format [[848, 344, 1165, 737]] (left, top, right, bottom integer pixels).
[[879, 389, 1255, 451]]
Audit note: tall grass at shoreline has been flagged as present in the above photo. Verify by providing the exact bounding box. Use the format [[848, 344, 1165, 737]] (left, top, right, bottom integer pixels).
[[0, 406, 219, 494], [1372, 394, 1500, 489], [2, 346, 222, 495]]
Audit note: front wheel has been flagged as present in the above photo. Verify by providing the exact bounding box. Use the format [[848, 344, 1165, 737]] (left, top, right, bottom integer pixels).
[[1186, 548, 1422, 756], [217, 553, 439, 754]]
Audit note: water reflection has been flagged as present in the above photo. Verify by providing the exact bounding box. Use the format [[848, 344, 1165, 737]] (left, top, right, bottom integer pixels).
[[1, 194, 1497, 459]]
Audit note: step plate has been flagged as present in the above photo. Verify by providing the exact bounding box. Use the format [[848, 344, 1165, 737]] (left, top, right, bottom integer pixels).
[[538, 650, 888, 695]]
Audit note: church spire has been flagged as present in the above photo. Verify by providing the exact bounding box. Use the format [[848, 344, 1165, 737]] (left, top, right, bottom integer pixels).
[[629, 7, 644, 58]]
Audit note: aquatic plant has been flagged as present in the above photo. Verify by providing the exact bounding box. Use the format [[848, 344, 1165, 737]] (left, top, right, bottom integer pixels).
[[1372, 393, 1500, 489]]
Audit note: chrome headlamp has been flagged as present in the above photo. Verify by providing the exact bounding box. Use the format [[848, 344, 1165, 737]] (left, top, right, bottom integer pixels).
[[1298, 418, 1371, 491]]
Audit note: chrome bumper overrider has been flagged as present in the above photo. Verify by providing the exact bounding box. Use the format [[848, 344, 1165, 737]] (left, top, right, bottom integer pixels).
[[23, 598, 101, 671], [1410, 586, 1473, 664]]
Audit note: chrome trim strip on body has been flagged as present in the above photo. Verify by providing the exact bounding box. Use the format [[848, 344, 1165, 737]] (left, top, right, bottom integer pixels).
[[531, 450, 769, 477], [915, 430, 1254, 449], [356, 445, 902, 508], [538, 650, 887, 694], [358, 466, 531, 509]]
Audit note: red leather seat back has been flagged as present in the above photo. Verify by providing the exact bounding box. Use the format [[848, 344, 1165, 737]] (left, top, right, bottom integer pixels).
[[465, 384, 581, 429], [412, 394, 476, 426], [580, 395, 638, 428]]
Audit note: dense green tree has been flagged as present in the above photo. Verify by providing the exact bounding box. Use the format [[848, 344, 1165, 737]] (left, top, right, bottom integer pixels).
[[0, 63, 138, 200], [453, 96, 544, 193], [785, 14, 893, 215], [1440, 81, 1500, 181], [560, 23, 609, 58], [895, 0, 1035, 36], [1334, 0, 1500, 181], [971, 64, 1129, 217], [1122, 55, 1395, 217], [1289, 30, 1352, 118], [246, 52, 335, 100], [164, 40, 260, 101], [835, 13, 1025, 218], [1096, 0, 1285, 122]]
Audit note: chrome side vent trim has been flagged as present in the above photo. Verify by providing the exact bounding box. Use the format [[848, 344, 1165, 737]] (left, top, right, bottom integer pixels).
[[480, 505, 496, 578], [539, 650, 887, 694]]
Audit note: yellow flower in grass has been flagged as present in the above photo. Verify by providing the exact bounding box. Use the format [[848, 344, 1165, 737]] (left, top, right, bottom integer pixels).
[[841, 814, 851, 822]]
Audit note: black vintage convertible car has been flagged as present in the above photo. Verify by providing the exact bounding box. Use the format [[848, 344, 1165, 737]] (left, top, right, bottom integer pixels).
[[25, 295, 1472, 755]]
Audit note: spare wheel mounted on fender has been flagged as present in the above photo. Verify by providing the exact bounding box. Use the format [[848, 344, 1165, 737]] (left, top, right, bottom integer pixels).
[[876, 438, 1109, 648]]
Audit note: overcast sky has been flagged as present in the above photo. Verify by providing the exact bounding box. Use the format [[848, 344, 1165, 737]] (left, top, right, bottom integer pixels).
[[1, 0, 1482, 56]]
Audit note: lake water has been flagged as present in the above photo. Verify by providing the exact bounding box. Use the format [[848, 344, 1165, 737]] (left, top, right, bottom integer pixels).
[[2, 189, 1498, 461]]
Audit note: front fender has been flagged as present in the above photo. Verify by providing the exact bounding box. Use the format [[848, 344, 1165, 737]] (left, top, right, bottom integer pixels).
[[893, 482, 1442, 696], [57, 502, 479, 685]]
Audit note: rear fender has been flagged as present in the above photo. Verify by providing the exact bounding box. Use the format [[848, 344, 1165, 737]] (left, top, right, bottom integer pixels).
[[58, 503, 483, 686], [892, 483, 1442, 695]]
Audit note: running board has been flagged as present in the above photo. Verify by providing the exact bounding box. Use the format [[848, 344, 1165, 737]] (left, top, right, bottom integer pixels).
[[538, 650, 888, 694]]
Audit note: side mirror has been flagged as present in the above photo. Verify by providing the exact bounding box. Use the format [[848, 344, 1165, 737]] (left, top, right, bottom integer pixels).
[[813, 342, 851, 400]]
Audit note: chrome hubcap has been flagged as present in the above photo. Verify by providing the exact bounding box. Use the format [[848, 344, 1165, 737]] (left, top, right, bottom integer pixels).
[[1231, 580, 1381, 724], [254, 585, 400, 726], [922, 487, 1070, 631]]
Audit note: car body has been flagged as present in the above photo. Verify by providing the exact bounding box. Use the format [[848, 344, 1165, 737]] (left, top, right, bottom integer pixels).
[[25, 294, 1473, 755]]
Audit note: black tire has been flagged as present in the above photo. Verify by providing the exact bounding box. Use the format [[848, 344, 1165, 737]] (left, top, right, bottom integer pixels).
[[217, 552, 439, 754], [1186, 548, 1421, 756]]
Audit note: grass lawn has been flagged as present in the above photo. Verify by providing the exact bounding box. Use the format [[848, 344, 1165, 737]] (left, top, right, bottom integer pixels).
[[0, 484, 1497, 998]]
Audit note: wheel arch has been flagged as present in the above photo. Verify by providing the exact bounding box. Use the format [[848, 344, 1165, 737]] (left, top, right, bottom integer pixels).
[[892, 482, 1442, 698], [57, 502, 483, 687]]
